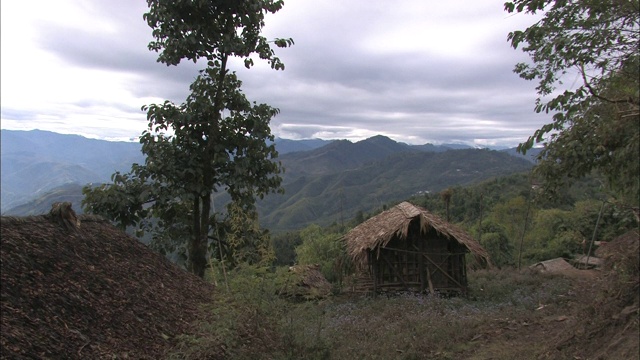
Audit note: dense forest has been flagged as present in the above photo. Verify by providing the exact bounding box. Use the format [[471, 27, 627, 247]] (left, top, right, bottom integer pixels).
[[271, 172, 637, 278]]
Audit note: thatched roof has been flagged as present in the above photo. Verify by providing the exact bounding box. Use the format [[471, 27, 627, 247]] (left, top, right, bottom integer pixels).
[[572, 255, 604, 268], [282, 264, 332, 299], [344, 202, 491, 268], [1, 212, 215, 359], [530, 258, 576, 274]]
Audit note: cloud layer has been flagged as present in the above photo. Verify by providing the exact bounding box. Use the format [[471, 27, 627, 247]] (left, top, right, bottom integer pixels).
[[1, 0, 551, 146]]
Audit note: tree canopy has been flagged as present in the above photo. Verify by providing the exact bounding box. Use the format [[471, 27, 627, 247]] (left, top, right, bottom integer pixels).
[[144, 0, 293, 68], [505, 0, 639, 214], [84, 0, 293, 277]]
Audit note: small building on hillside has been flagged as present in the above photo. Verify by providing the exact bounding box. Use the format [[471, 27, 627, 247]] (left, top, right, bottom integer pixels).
[[344, 202, 491, 295]]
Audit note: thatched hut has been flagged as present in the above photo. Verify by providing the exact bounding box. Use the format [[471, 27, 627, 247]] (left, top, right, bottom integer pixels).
[[344, 202, 490, 294]]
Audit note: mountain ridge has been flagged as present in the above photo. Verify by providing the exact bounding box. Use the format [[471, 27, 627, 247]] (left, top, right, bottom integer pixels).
[[2, 130, 536, 227], [257, 148, 532, 230]]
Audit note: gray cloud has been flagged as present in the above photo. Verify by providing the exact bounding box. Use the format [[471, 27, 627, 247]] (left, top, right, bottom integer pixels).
[[1, 0, 548, 147]]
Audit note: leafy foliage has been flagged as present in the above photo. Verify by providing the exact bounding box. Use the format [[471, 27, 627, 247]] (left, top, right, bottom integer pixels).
[[294, 224, 348, 283], [271, 231, 303, 266], [477, 221, 514, 268], [144, 0, 293, 68], [521, 208, 582, 262], [83, 0, 292, 277], [220, 202, 275, 268], [505, 0, 639, 213], [406, 172, 637, 266]]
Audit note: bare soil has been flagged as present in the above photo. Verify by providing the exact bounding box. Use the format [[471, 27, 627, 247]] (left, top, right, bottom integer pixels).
[[458, 270, 639, 360]]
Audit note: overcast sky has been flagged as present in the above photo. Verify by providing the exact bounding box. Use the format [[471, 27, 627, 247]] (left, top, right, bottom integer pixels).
[[1, 0, 553, 147]]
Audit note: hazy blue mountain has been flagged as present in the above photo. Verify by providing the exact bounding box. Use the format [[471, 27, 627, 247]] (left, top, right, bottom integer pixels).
[[1, 129, 145, 212], [439, 143, 474, 150], [0, 130, 330, 212], [500, 147, 542, 163], [271, 138, 333, 153], [2, 129, 534, 226], [3, 183, 86, 216], [412, 144, 451, 152], [1, 130, 145, 177], [278, 135, 418, 176], [413, 143, 475, 152]]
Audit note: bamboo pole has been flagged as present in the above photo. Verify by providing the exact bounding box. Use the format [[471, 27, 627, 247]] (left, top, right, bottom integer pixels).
[[426, 267, 435, 294], [517, 183, 534, 270], [584, 200, 606, 269], [218, 236, 230, 292]]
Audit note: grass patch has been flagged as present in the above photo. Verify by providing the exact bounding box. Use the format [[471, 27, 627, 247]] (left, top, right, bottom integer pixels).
[[468, 268, 572, 307], [167, 267, 575, 359]]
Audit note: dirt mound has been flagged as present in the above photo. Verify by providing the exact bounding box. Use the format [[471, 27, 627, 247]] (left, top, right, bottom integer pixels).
[[463, 232, 638, 359], [1, 214, 214, 359], [596, 229, 639, 269], [546, 230, 639, 359]]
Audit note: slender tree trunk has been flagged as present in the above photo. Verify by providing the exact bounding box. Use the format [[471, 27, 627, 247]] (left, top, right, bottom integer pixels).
[[584, 200, 606, 269], [188, 53, 228, 278], [446, 201, 450, 222], [190, 196, 202, 275], [192, 192, 211, 278], [517, 195, 532, 270], [189, 42, 229, 278]]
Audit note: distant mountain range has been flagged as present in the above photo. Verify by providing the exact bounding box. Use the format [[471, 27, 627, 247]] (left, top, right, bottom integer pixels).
[[1, 130, 146, 212], [1, 129, 538, 230], [254, 136, 535, 230]]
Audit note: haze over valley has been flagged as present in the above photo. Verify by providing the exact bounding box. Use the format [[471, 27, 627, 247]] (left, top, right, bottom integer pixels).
[[1, 129, 536, 231]]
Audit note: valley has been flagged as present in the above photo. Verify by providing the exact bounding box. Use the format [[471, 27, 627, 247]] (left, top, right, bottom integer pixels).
[[1, 129, 535, 231]]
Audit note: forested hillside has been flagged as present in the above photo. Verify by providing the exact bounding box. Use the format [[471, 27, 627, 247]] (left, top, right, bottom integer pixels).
[[271, 170, 637, 271], [0, 130, 145, 212], [2, 131, 532, 225], [258, 148, 532, 230], [2, 0, 638, 358], [0, 130, 330, 213]]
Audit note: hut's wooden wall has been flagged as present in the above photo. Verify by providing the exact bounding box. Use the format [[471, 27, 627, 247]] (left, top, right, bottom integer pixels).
[[368, 225, 469, 294]]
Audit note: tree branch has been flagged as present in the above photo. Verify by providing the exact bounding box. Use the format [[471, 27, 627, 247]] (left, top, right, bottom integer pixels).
[[580, 63, 638, 106]]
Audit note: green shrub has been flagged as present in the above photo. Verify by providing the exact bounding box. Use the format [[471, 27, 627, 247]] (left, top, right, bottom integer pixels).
[[294, 224, 348, 283]]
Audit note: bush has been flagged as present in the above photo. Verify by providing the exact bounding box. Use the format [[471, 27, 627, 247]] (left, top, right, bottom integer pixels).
[[295, 224, 348, 283]]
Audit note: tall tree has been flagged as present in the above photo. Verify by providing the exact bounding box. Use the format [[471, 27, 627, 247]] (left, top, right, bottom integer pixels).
[[83, 0, 293, 277], [440, 188, 453, 221], [505, 0, 639, 216]]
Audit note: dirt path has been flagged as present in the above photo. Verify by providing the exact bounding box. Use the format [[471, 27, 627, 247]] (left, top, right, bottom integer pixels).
[[457, 270, 638, 360]]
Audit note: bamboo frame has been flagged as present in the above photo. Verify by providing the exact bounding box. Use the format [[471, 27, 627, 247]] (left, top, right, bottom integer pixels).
[[368, 237, 469, 294]]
